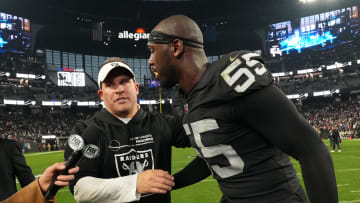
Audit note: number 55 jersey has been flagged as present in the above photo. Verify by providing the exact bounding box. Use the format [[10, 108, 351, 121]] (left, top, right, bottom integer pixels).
[[181, 51, 304, 202]]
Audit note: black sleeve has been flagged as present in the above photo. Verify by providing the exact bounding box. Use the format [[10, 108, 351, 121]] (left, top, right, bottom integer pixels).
[[172, 156, 211, 190], [165, 114, 191, 148], [233, 85, 338, 203], [12, 142, 35, 188]]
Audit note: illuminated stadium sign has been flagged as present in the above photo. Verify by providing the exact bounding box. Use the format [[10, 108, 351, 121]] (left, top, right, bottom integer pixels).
[[279, 30, 336, 54], [0, 35, 8, 48], [0, 12, 31, 54], [57, 71, 85, 87], [118, 30, 150, 41], [266, 5, 359, 57]]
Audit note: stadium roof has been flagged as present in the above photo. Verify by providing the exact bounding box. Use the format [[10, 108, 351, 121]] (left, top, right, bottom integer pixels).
[[2, 0, 358, 27], [1, 0, 359, 56]]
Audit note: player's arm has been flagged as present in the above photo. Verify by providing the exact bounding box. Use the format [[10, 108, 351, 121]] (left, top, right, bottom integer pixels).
[[233, 85, 338, 203], [165, 114, 191, 148], [172, 156, 211, 190], [164, 112, 211, 189]]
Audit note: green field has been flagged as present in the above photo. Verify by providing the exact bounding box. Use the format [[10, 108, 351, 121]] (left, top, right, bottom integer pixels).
[[20, 140, 360, 203]]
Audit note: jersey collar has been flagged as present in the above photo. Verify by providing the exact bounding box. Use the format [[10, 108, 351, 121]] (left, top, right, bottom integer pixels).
[[186, 63, 212, 98]]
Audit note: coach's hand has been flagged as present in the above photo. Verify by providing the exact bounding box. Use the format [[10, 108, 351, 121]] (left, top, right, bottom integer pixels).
[[136, 169, 174, 194]]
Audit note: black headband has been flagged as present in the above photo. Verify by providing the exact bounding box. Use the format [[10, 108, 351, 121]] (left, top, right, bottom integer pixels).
[[148, 30, 204, 49]]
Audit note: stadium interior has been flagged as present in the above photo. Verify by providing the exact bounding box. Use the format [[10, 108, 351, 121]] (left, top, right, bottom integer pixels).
[[1, 0, 360, 201], [1, 0, 360, 147]]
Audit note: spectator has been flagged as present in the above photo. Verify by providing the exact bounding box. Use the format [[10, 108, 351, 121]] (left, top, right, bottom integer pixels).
[[0, 137, 35, 201], [331, 127, 342, 152]]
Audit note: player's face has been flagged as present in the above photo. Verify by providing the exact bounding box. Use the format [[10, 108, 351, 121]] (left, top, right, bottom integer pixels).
[[147, 43, 178, 89], [98, 74, 139, 118]]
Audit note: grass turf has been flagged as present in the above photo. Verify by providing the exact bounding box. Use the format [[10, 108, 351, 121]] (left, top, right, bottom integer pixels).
[[19, 140, 360, 202]]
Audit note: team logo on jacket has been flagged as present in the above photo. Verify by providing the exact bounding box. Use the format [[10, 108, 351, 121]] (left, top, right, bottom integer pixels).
[[114, 148, 154, 176], [184, 103, 189, 113]]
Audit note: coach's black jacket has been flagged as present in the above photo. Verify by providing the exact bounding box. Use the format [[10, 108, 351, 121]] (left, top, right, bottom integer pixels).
[[65, 108, 197, 203], [0, 139, 35, 201]]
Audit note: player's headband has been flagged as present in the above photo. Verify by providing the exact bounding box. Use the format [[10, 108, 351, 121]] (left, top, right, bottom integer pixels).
[[148, 30, 204, 49]]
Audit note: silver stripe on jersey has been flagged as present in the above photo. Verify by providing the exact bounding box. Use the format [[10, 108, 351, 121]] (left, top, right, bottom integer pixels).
[[184, 118, 245, 179], [190, 119, 219, 148]]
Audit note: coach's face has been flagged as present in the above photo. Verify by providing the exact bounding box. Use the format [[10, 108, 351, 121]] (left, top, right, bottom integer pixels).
[[147, 42, 178, 89], [98, 71, 139, 118]]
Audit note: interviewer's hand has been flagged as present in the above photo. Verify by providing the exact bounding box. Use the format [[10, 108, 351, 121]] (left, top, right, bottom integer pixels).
[[38, 162, 79, 192], [136, 169, 174, 194]]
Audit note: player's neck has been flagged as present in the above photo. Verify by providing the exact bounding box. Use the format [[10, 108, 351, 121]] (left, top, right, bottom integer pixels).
[[180, 62, 208, 93]]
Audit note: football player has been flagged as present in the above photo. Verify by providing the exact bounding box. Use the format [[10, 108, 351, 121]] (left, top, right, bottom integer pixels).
[[147, 15, 338, 203]]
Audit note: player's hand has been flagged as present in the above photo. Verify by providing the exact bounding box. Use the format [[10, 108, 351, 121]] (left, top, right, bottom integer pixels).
[[136, 169, 174, 194], [38, 162, 79, 192]]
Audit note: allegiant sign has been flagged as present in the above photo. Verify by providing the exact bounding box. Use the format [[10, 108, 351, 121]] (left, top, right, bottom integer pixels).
[[118, 31, 150, 41]]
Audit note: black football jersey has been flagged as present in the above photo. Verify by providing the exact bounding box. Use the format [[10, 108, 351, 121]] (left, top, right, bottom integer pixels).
[[181, 51, 301, 201]]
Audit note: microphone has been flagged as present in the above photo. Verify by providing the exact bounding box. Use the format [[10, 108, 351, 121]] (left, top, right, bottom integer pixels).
[[44, 125, 102, 200]]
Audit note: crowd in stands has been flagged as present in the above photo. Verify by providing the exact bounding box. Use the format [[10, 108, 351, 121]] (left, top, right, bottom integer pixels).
[[301, 96, 360, 139], [271, 53, 360, 95], [275, 74, 347, 95], [0, 51, 101, 104], [0, 53, 45, 75], [44, 85, 99, 101], [0, 108, 95, 143], [1, 94, 360, 148]]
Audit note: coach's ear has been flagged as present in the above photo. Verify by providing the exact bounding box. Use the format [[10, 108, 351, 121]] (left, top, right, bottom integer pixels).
[[172, 39, 184, 57], [97, 89, 104, 100]]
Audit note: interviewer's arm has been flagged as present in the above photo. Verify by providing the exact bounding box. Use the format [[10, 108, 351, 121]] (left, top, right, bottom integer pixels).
[[2, 163, 78, 203], [1, 180, 54, 203]]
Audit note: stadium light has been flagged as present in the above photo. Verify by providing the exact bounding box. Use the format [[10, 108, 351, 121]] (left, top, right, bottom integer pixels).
[[299, 0, 316, 3]]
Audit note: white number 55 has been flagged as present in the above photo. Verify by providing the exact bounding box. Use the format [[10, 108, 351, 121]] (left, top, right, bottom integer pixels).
[[183, 119, 244, 179], [221, 53, 267, 93]]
